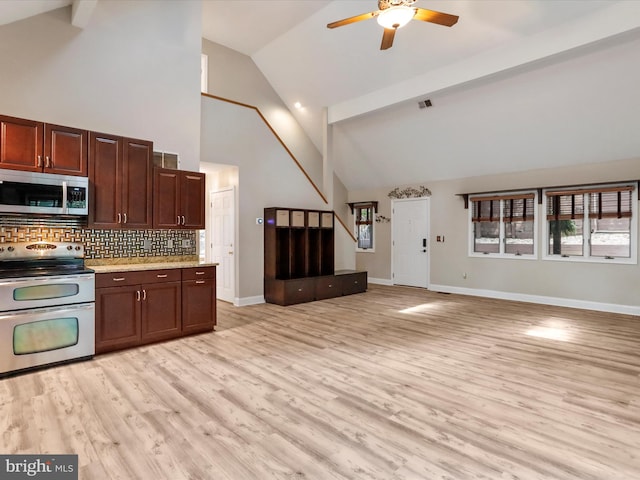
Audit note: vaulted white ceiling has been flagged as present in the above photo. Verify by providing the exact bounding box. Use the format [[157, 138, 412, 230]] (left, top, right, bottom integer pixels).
[[202, 0, 640, 189], [2, 1, 639, 190]]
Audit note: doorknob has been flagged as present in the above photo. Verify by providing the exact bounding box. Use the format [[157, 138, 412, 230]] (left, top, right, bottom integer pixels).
[[228, 251, 233, 255]]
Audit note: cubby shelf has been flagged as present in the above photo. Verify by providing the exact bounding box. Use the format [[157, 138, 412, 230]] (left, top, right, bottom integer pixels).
[[264, 207, 367, 306]]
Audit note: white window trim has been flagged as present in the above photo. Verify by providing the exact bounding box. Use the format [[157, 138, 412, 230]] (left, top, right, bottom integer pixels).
[[541, 183, 637, 265], [468, 191, 538, 260], [355, 205, 375, 253], [201, 53, 208, 94]]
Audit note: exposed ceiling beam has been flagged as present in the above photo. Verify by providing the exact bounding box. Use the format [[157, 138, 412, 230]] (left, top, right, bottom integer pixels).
[[327, 1, 640, 124], [71, 0, 97, 28]]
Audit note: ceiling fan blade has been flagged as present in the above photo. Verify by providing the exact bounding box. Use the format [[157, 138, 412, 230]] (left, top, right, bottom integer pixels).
[[380, 28, 396, 50], [414, 8, 459, 27], [327, 11, 380, 29]]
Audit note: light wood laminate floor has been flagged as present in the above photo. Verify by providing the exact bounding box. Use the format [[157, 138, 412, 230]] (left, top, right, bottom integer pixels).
[[2, 285, 640, 479]]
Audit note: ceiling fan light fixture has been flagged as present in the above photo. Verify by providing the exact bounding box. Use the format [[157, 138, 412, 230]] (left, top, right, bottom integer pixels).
[[376, 5, 415, 29]]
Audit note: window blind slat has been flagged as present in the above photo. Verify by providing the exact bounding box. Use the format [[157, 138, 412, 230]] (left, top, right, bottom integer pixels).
[[589, 190, 632, 219], [471, 199, 500, 222]]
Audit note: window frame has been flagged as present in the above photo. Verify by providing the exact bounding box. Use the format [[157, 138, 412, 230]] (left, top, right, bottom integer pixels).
[[542, 183, 637, 264], [354, 203, 376, 253], [468, 191, 538, 260]]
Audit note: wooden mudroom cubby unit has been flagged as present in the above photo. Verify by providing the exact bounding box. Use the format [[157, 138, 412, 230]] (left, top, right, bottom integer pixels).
[[264, 207, 366, 306]]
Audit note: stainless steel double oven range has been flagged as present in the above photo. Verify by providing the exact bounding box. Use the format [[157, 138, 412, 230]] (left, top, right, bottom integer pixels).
[[0, 242, 95, 377]]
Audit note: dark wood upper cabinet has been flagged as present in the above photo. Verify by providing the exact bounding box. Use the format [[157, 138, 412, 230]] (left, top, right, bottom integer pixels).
[[122, 138, 153, 228], [45, 124, 88, 176], [89, 132, 152, 229], [0, 115, 88, 176], [181, 171, 206, 229], [0, 116, 42, 172], [153, 167, 205, 229], [153, 168, 180, 228]]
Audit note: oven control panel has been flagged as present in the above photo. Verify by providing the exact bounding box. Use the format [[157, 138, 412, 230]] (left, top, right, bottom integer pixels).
[[0, 242, 85, 260]]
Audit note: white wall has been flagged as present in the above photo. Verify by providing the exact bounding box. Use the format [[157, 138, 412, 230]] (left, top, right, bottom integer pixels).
[[0, 1, 202, 170], [202, 39, 323, 189], [202, 97, 336, 301], [333, 172, 355, 271], [350, 157, 640, 313], [200, 41, 357, 302]]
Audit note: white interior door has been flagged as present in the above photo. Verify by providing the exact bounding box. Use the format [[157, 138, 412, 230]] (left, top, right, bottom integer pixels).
[[210, 187, 235, 303], [392, 198, 429, 288]]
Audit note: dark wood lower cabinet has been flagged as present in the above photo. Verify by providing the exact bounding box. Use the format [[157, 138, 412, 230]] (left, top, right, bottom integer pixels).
[[265, 270, 367, 306], [95, 285, 141, 354], [95, 266, 216, 354], [141, 281, 182, 343], [182, 267, 217, 334]]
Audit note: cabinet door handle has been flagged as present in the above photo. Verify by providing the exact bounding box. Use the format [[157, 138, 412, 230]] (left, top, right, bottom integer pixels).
[[136, 290, 141, 301], [195, 271, 205, 275], [37, 155, 42, 167], [45, 156, 51, 168], [117, 213, 122, 224], [142, 289, 146, 300], [195, 280, 205, 284], [123, 213, 127, 224], [177, 216, 181, 225], [113, 277, 125, 282], [156, 274, 168, 278], [181, 215, 186, 225]]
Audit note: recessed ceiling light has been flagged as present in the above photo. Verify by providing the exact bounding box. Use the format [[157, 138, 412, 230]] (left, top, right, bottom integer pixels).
[[294, 102, 302, 109]]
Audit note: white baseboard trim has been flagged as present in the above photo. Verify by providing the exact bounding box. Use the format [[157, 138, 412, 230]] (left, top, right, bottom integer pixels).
[[368, 277, 393, 286], [429, 284, 640, 316], [234, 295, 265, 307]]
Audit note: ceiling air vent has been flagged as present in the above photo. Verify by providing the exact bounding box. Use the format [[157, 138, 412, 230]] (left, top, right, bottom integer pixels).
[[418, 99, 433, 109]]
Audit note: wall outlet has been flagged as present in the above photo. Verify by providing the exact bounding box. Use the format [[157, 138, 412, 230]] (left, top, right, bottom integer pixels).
[[182, 239, 191, 248], [143, 239, 152, 250], [462, 272, 467, 279], [167, 239, 173, 248]]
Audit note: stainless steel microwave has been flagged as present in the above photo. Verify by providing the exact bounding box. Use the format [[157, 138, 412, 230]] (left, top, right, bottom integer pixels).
[[0, 170, 89, 216]]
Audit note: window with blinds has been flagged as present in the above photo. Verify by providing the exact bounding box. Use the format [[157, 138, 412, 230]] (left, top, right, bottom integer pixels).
[[470, 193, 536, 257], [354, 203, 375, 251], [544, 184, 635, 260]]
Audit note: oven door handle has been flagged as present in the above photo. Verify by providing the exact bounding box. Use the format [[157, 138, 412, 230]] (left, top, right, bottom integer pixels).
[[0, 274, 95, 287], [0, 302, 95, 318]]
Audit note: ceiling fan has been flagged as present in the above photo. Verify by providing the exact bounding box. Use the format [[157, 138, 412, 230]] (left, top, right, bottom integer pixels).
[[327, 0, 459, 50]]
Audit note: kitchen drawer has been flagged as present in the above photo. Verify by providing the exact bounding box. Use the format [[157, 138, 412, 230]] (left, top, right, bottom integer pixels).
[[182, 266, 216, 281], [95, 269, 180, 288], [315, 275, 339, 300], [339, 272, 368, 296]]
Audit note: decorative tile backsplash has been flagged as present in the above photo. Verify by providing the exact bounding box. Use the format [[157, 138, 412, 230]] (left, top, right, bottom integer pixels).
[[0, 217, 197, 260]]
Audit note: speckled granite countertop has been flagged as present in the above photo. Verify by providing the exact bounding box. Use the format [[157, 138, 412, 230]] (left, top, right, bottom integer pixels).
[[88, 261, 218, 274]]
